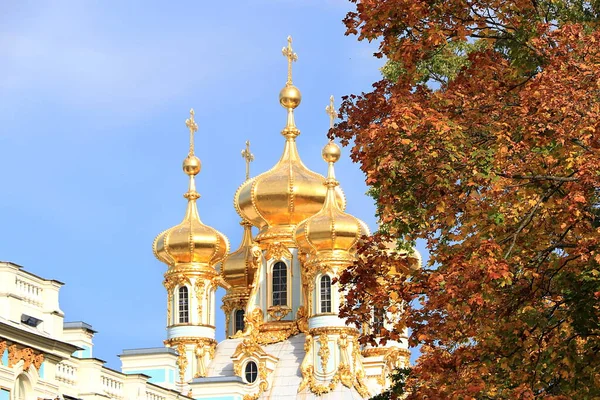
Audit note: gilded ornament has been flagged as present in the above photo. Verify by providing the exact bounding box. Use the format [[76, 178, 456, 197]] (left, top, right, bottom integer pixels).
[[167, 291, 172, 325], [266, 305, 291, 321], [309, 326, 358, 337], [194, 280, 206, 321], [317, 334, 330, 374], [232, 340, 273, 400], [265, 242, 292, 261], [295, 306, 309, 333], [232, 338, 266, 360], [240, 307, 264, 338], [298, 335, 313, 393], [338, 363, 353, 388], [194, 344, 207, 378], [256, 326, 298, 345], [176, 344, 188, 383]]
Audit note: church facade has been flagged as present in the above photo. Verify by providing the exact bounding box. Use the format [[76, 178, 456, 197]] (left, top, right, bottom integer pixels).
[[0, 37, 417, 400]]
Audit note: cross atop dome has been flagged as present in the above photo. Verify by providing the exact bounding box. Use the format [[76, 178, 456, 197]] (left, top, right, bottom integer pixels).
[[241, 140, 254, 181], [185, 109, 198, 156], [282, 36, 298, 87], [325, 95, 336, 129]]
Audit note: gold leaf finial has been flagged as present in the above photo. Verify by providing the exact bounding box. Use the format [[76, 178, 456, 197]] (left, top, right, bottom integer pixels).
[[241, 140, 255, 181], [325, 95, 336, 129], [185, 108, 198, 156], [282, 36, 298, 87]]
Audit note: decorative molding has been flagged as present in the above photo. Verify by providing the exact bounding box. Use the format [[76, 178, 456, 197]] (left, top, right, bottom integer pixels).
[[175, 344, 187, 383], [231, 338, 274, 400], [266, 305, 291, 321], [309, 326, 359, 337], [317, 334, 330, 374], [264, 242, 292, 261], [7, 344, 44, 371], [296, 306, 309, 334], [164, 337, 217, 383], [194, 280, 206, 321], [193, 341, 216, 378], [297, 332, 371, 397]]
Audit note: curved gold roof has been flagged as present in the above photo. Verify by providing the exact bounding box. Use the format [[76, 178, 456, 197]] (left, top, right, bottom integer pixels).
[[221, 221, 258, 291], [294, 142, 369, 261], [295, 98, 369, 263], [153, 109, 230, 268], [234, 37, 345, 246]]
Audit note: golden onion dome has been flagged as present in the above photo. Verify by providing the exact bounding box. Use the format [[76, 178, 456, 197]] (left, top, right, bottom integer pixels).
[[153, 109, 230, 268], [221, 221, 258, 291], [294, 140, 370, 261], [234, 36, 345, 246]]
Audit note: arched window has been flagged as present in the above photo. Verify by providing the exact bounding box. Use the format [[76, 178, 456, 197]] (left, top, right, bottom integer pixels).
[[234, 309, 245, 333], [244, 361, 258, 383], [272, 261, 287, 306], [320, 275, 332, 313], [178, 286, 189, 323]]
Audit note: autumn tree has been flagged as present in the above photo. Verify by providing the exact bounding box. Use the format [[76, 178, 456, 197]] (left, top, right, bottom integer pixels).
[[333, 1, 600, 399]]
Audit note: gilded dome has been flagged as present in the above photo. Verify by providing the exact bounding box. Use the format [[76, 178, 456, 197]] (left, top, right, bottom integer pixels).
[[153, 197, 230, 267], [294, 141, 369, 261], [234, 38, 345, 245], [221, 221, 258, 290], [234, 135, 346, 245], [153, 109, 230, 268]]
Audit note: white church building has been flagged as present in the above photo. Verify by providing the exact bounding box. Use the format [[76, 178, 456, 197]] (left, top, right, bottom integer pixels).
[[0, 37, 418, 400]]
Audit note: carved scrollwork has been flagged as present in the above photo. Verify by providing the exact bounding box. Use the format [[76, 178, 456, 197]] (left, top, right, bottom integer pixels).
[[296, 306, 309, 334], [176, 344, 188, 383], [194, 280, 206, 321], [7, 345, 44, 371], [265, 241, 292, 261], [267, 305, 291, 321]]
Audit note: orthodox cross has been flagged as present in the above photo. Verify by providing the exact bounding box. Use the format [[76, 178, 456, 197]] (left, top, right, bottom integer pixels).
[[281, 36, 298, 87], [241, 140, 254, 181], [185, 108, 198, 156], [325, 95, 336, 129]]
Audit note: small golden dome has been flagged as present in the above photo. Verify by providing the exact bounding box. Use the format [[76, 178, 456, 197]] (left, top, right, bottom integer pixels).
[[322, 141, 341, 163], [153, 201, 229, 267], [221, 221, 258, 291], [183, 155, 201, 176], [279, 85, 301, 109], [153, 109, 230, 268], [294, 141, 369, 261]]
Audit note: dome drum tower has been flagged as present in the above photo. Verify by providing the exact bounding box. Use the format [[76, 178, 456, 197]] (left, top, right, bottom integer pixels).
[[153, 109, 230, 386]]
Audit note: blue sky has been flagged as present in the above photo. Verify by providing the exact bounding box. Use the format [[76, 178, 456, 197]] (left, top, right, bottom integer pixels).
[[0, 1, 425, 368]]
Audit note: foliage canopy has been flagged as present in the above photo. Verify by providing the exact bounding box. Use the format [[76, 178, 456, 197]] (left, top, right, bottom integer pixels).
[[333, 1, 600, 398]]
